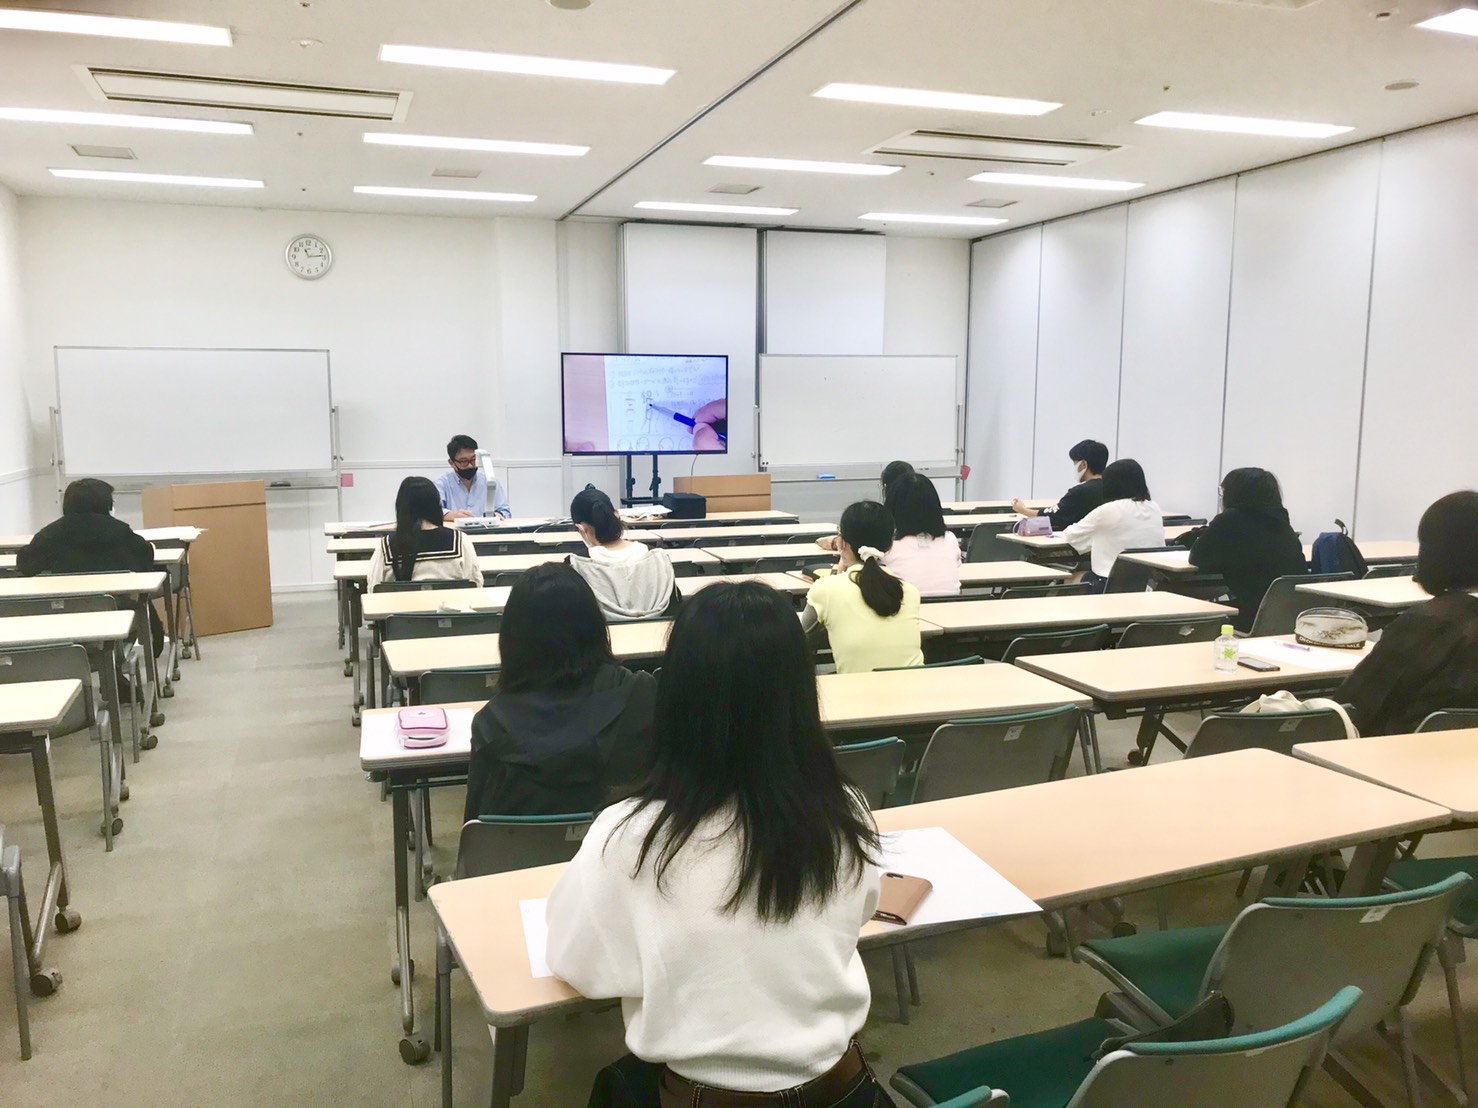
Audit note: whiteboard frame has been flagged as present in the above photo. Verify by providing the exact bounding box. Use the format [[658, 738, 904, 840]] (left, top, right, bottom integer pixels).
[[53, 345, 339, 485], [756, 353, 963, 477]]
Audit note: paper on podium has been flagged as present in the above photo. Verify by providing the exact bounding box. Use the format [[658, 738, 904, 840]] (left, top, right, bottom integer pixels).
[[1238, 638, 1366, 674], [875, 827, 1040, 930], [520, 898, 552, 978]]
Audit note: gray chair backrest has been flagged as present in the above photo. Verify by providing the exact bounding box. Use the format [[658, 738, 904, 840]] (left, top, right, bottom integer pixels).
[[1363, 562, 1417, 579], [999, 582, 1094, 600], [1184, 710, 1348, 758], [751, 554, 813, 573], [1204, 874, 1469, 1042], [1415, 709, 1478, 733], [454, 814, 594, 879], [382, 612, 503, 641], [1117, 616, 1227, 651], [492, 572, 524, 587], [1066, 988, 1358, 1108], [833, 738, 906, 809], [1247, 572, 1354, 638], [370, 579, 476, 594], [0, 644, 95, 736], [0, 593, 118, 618], [1105, 547, 1172, 594], [966, 521, 1021, 563], [418, 667, 499, 705], [912, 705, 1080, 804], [1001, 624, 1112, 665]]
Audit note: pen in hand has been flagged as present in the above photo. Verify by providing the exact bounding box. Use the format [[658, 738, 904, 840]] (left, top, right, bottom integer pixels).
[[650, 402, 726, 443]]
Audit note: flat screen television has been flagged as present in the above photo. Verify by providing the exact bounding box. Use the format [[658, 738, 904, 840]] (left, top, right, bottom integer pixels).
[[561, 352, 729, 455]]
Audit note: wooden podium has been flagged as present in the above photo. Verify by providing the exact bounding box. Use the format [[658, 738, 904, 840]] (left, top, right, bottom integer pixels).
[[672, 473, 771, 512], [141, 480, 272, 635]]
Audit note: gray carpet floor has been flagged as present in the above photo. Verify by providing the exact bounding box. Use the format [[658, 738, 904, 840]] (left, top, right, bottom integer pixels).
[[1, 591, 1474, 1105]]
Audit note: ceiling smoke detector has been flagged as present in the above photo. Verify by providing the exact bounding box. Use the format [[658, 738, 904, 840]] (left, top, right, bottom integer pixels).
[[548, 0, 592, 8], [966, 198, 1017, 209], [708, 183, 761, 195]]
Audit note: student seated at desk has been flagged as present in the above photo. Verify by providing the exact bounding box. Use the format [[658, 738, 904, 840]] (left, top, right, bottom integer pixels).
[[817, 459, 915, 553], [546, 581, 887, 1106], [366, 476, 482, 591], [883, 473, 962, 596], [1176, 467, 1307, 631], [18, 478, 163, 656], [1336, 491, 1478, 736], [465, 563, 656, 819], [803, 501, 923, 673], [567, 486, 677, 622], [1011, 438, 1107, 530], [1061, 459, 1164, 592]]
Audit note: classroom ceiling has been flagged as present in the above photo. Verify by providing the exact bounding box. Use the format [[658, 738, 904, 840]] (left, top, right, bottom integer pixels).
[[2, 0, 1478, 237]]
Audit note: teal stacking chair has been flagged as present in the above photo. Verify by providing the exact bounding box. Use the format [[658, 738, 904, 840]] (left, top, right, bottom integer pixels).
[[892, 987, 1360, 1108], [1076, 874, 1470, 1108], [832, 737, 906, 809], [911, 706, 1081, 804], [1416, 709, 1478, 732], [418, 667, 498, 706]]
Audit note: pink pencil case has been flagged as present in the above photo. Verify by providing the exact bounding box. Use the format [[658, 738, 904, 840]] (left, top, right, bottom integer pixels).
[[397, 706, 449, 749]]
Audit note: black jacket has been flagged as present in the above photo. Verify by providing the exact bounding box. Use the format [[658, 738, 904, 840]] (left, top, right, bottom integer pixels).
[[1042, 477, 1105, 531], [465, 664, 657, 820], [1180, 508, 1307, 631], [1337, 592, 1478, 736], [18, 512, 154, 576]]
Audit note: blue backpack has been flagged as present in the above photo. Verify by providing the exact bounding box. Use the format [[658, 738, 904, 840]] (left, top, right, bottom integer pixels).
[[1310, 520, 1368, 577]]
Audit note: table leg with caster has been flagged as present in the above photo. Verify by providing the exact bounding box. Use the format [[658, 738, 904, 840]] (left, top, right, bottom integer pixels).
[[488, 1024, 529, 1108], [136, 600, 165, 732], [96, 657, 126, 850], [437, 927, 453, 1108], [160, 573, 179, 694], [390, 780, 430, 1064]]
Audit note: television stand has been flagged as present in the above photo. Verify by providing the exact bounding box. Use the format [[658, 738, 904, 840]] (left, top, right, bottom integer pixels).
[[620, 453, 664, 507]]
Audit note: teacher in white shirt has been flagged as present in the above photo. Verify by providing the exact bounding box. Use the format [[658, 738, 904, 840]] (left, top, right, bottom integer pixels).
[[431, 433, 510, 521]]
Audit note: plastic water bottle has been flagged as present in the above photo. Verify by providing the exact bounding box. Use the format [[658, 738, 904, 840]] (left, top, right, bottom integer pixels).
[[1214, 624, 1240, 672]]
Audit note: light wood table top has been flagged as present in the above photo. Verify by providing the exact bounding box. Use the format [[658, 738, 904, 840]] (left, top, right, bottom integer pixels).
[[361, 587, 513, 622], [382, 621, 674, 677], [334, 549, 721, 582], [819, 663, 1089, 729], [943, 500, 1053, 512], [676, 572, 813, 597], [1296, 576, 1444, 610], [1016, 635, 1370, 705], [1124, 541, 1418, 578], [1001, 524, 1195, 553], [1295, 729, 1478, 820], [0, 571, 165, 600], [430, 747, 1448, 1024], [0, 549, 181, 570], [643, 522, 835, 544], [0, 678, 83, 733], [641, 510, 799, 526], [919, 592, 1233, 636], [0, 610, 137, 649], [697, 543, 831, 565], [958, 563, 1071, 586], [942, 513, 1017, 528]]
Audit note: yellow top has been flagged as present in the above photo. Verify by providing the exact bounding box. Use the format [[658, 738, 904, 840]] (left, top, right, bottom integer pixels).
[[806, 563, 923, 674]]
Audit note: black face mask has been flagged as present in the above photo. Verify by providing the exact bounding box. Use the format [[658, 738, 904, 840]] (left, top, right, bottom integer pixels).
[[454, 465, 479, 481]]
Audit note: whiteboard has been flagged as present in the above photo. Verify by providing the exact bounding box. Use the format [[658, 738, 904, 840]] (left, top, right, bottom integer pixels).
[[55, 347, 334, 477], [758, 355, 959, 470]]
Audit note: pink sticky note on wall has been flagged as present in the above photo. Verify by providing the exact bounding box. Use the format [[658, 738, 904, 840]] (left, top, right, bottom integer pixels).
[[340, 473, 354, 487]]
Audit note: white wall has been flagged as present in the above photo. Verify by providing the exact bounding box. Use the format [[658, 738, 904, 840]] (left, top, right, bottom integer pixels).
[[763, 231, 885, 355], [964, 114, 1478, 538], [0, 183, 35, 532]]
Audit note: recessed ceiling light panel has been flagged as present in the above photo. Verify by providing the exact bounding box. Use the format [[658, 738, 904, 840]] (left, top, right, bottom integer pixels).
[[49, 168, 263, 188], [1135, 111, 1352, 138], [354, 185, 537, 202], [364, 132, 587, 156], [1417, 8, 1478, 36], [0, 9, 230, 45], [635, 201, 797, 216], [704, 155, 900, 176], [379, 44, 673, 85], [859, 212, 1008, 226], [0, 106, 251, 135], [967, 171, 1144, 192], [815, 82, 1059, 117], [70, 144, 136, 160]]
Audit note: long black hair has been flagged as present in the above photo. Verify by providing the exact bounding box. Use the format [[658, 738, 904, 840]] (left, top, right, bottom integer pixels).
[[388, 476, 444, 581], [880, 459, 915, 514], [840, 500, 904, 617], [889, 474, 947, 539], [497, 563, 614, 694], [1102, 459, 1151, 503], [571, 485, 623, 544], [621, 582, 877, 921], [1221, 467, 1288, 521], [1415, 490, 1478, 596]]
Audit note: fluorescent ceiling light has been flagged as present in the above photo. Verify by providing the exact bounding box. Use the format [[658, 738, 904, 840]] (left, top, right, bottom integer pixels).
[[1136, 111, 1352, 139], [968, 171, 1143, 192], [704, 155, 900, 176], [859, 212, 1007, 227], [49, 168, 262, 188], [814, 82, 1059, 117], [380, 44, 673, 85], [0, 8, 230, 45], [634, 200, 798, 216], [0, 106, 251, 135], [1416, 7, 1478, 36], [354, 185, 537, 202], [364, 132, 587, 157]]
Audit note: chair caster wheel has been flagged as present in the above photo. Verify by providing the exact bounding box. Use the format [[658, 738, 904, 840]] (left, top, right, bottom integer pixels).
[[344, 662, 354, 677], [30, 968, 62, 996], [56, 907, 82, 933], [141, 734, 159, 751], [162, 686, 175, 699], [399, 1036, 431, 1065], [1127, 749, 1148, 767], [391, 959, 415, 986], [1111, 921, 1138, 938], [150, 711, 166, 727], [183, 648, 193, 660], [101, 817, 123, 837], [352, 709, 362, 727], [1045, 932, 1067, 958], [120, 783, 130, 801]]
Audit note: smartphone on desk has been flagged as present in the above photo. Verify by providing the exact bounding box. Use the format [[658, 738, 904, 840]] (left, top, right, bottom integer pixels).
[[1238, 657, 1280, 673]]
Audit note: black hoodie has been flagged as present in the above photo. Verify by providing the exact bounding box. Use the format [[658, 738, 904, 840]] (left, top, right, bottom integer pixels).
[[18, 512, 154, 576]]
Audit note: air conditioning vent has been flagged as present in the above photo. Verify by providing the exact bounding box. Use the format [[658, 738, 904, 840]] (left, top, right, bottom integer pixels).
[[71, 144, 136, 160], [84, 68, 409, 120], [431, 167, 481, 179], [872, 129, 1120, 168], [708, 183, 761, 195], [966, 198, 1017, 209]]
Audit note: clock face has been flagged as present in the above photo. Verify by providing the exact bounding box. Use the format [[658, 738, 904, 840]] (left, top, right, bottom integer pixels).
[[286, 234, 332, 280]]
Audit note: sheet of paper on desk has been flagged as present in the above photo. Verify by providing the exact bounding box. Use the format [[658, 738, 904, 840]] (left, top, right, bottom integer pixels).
[[876, 827, 1039, 929], [619, 506, 671, 520], [520, 898, 553, 978], [1238, 638, 1365, 674]]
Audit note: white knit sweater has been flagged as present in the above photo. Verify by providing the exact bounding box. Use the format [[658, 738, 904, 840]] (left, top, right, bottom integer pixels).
[[545, 799, 880, 1091]]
